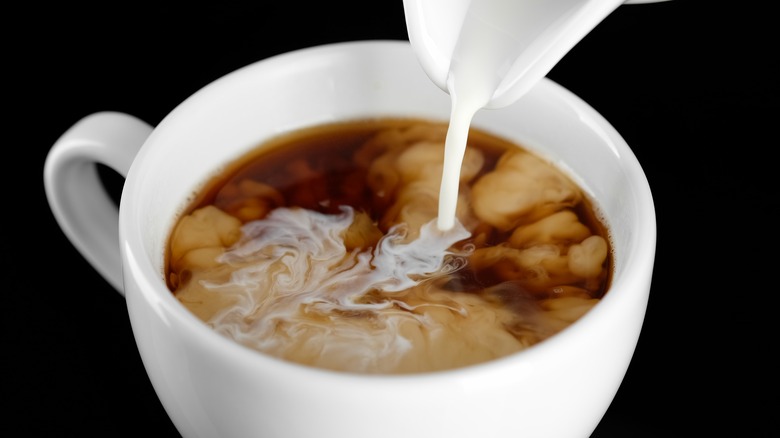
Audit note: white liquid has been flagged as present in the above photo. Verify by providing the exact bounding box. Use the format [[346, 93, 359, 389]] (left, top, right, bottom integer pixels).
[[435, 20, 503, 230], [435, 12, 514, 230], [431, 0, 624, 230], [436, 74, 489, 231]]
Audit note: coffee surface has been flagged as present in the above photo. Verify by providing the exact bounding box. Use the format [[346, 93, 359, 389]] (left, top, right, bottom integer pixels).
[[166, 119, 611, 374]]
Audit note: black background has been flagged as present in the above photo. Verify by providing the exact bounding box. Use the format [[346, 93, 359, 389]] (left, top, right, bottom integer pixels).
[[6, 1, 776, 436]]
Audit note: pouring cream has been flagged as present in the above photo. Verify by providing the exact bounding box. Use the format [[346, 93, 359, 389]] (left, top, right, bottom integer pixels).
[[402, 0, 666, 230]]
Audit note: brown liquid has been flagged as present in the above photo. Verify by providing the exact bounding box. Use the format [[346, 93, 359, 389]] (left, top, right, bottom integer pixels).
[[166, 118, 612, 374]]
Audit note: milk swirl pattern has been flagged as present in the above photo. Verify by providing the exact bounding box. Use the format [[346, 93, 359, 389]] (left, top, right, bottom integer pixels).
[[167, 118, 612, 374]]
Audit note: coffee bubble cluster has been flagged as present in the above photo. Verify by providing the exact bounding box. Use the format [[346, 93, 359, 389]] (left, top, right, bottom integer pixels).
[[167, 120, 610, 374]]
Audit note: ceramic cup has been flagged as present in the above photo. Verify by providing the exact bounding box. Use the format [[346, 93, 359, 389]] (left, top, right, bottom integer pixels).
[[44, 40, 656, 438]]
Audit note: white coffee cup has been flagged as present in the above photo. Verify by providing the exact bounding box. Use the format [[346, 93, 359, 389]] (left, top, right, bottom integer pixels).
[[44, 40, 656, 438]]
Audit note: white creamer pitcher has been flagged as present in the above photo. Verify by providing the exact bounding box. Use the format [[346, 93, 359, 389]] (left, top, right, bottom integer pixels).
[[403, 0, 669, 109]]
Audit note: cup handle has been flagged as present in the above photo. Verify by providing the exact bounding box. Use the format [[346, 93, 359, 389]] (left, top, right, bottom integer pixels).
[[44, 111, 154, 295]]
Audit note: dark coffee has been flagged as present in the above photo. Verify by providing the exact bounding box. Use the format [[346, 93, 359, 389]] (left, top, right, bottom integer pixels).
[[166, 118, 612, 374]]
